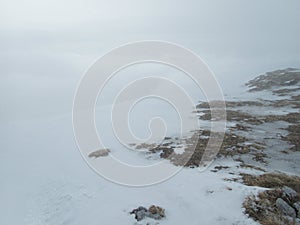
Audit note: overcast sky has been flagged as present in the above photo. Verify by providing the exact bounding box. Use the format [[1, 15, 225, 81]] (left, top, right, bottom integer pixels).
[[1, 0, 300, 122]]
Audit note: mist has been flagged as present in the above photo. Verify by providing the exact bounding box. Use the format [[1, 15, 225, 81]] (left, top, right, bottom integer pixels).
[[1, 0, 299, 122]]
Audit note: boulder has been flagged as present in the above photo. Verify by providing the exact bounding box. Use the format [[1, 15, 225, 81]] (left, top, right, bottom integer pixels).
[[282, 186, 298, 202], [276, 198, 296, 218]]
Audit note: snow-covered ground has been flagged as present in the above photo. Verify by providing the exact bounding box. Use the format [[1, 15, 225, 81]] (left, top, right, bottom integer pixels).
[[1, 114, 261, 225], [2, 69, 300, 225], [2, 0, 300, 223]]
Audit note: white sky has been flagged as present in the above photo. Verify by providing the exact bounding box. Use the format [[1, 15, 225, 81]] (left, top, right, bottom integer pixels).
[[1, 0, 300, 121]]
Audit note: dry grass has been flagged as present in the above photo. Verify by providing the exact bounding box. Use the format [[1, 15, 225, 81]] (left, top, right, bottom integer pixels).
[[244, 189, 298, 225], [134, 129, 267, 167], [243, 173, 300, 225], [283, 124, 300, 151], [240, 164, 266, 172], [242, 173, 300, 192]]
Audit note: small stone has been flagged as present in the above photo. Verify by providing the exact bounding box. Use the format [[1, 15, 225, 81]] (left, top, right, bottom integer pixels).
[[276, 198, 297, 218], [282, 186, 298, 202], [88, 149, 110, 158]]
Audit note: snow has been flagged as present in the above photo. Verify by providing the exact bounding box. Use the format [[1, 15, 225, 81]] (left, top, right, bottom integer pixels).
[[1, 113, 261, 225], [1, 64, 299, 224], [2, 75, 300, 225]]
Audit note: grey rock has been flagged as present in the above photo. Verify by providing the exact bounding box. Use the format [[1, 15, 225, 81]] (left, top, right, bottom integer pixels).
[[130, 206, 148, 221], [148, 212, 163, 220], [88, 149, 110, 158], [276, 198, 296, 218], [284, 216, 300, 225], [130, 205, 165, 222], [136, 210, 147, 221], [294, 202, 300, 218], [282, 186, 298, 201]]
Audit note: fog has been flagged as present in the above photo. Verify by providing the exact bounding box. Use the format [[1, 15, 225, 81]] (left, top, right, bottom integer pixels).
[[1, 2, 300, 224], [1, 0, 300, 122]]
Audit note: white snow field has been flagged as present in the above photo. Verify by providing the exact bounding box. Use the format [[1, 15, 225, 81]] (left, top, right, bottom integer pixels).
[[0, 65, 260, 225], [1, 115, 261, 225], [2, 0, 300, 224], [2, 67, 300, 225]]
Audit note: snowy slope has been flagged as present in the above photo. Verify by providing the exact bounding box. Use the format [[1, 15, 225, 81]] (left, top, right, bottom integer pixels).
[[1, 115, 260, 225], [1, 68, 300, 225]]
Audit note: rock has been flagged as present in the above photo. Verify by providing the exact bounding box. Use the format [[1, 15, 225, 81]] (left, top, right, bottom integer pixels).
[[284, 216, 300, 225], [136, 210, 147, 221], [88, 149, 110, 158], [282, 186, 298, 202], [148, 205, 165, 219], [276, 198, 296, 218], [130, 205, 165, 222], [130, 206, 148, 221], [148, 205, 158, 214], [294, 202, 300, 218]]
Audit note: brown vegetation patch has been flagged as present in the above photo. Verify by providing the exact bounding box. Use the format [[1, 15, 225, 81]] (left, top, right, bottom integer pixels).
[[135, 130, 267, 167], [199, 109, 299, 125], [263, 113, 300, 124], [196, 100, 264, 109], [173, 131, 252, 167], [241, 173, 300, 192], [282, 124, 300, 151], [243, 173, 300, 225], [273, 87, 300, 96], [243, 189, 293, 225], [240, 164, 266, 172], [199, 109, 263, 125], [269, 96, 300, 109], [252, 152, 268, 163]]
